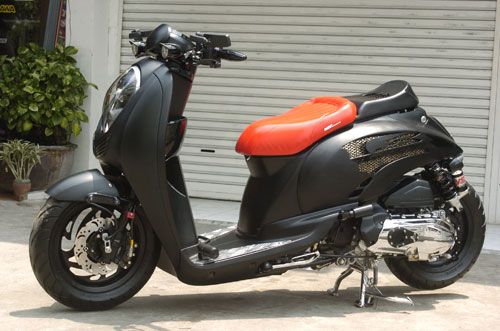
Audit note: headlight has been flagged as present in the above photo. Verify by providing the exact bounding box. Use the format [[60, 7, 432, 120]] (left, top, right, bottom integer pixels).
[[101, 66, 141, 133]]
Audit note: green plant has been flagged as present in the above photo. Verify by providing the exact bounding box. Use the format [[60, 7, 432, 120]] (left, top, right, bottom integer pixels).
[[0, 139, 40, 181], [0, 43, 96, 145]]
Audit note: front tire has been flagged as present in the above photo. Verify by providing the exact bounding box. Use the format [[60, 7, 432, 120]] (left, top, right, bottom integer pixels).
[[29, 198, 160, 310], [385, 184, 485, 290]]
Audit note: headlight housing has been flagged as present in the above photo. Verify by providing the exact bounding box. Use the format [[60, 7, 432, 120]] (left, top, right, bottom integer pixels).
[[101, 66, 141, 133]]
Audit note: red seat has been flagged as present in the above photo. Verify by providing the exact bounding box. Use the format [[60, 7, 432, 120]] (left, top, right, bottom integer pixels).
[[235, 96, 357, 156]]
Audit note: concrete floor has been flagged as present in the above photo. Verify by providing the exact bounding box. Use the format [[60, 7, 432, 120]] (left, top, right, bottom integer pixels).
[[1, 200, 500, 330]]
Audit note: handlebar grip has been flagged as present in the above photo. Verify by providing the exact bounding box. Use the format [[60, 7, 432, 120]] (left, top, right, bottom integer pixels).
[[218, 49, 247, 61]]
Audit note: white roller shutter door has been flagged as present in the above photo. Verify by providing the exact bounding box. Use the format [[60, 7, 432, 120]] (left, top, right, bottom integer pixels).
[[120, 0, 496, 201]]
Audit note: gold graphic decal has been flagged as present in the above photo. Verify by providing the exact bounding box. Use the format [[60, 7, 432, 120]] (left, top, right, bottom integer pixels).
[[0, 4, 16, 14]]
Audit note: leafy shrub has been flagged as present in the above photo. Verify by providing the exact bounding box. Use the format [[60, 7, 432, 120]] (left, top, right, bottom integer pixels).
[[0, 43, 96, 145]]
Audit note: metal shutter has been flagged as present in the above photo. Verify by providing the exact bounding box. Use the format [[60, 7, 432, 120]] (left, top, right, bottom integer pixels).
[[120, 0, 495, 200]]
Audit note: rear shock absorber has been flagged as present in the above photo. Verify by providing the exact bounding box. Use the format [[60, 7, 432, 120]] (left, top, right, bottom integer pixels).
[[449, 155, 468, 194], [428, 162, 468, 211], [430, 164, 456, 200]]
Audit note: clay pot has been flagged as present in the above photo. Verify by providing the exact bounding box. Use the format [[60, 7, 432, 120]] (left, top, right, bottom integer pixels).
[[12, 179, 31, 201], [0, 144, 76, 192]]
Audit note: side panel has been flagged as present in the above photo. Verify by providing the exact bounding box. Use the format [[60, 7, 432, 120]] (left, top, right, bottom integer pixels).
[[237, 155, 305, 235], [238, 108, 462, 236], [165, 156, 197, 247], [120, 66, 197, 268], [299, 108, 461, 212], [384, 177, 435, 209]]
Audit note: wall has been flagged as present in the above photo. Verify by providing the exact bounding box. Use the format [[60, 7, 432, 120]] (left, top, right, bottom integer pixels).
[[66, 0, 122, 173]]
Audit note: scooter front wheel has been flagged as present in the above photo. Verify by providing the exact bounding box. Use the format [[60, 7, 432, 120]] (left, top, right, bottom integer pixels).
[[385, 184, 485, 290], [29, 198, 160, 310]]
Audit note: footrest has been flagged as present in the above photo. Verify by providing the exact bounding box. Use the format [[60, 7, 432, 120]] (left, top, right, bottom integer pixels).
[[198, 242, 219, 260]]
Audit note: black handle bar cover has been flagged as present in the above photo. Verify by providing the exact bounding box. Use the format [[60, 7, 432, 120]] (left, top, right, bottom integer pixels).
[[218, 49, 247, 61]]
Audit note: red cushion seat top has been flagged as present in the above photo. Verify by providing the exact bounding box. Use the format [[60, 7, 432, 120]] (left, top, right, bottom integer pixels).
[[235, 96, 357, 156]]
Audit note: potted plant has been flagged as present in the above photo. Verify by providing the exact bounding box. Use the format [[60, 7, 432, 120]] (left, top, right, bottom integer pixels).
[[0, 43, 96, 192], [0, 139, 41, 201]]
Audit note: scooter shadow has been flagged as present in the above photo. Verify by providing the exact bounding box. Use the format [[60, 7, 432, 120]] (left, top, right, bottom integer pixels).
[[10, 286, 467, 329]]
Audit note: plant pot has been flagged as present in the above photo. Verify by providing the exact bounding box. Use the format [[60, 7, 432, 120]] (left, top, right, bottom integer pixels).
[[0, 144, 76, 192], [12, 179, 31, 201]]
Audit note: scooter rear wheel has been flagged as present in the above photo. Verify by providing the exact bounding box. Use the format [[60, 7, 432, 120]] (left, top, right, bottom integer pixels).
[[29, 198, 160, 310], [384, 184, 485, 290]]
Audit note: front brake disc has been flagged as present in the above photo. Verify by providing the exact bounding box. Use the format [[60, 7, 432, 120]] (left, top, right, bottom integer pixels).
[[74, 217, 118, 275]]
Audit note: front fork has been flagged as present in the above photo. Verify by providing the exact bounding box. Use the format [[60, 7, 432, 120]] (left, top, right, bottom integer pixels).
[[89, 194, 138, 269], [112, 203, 138, 270]]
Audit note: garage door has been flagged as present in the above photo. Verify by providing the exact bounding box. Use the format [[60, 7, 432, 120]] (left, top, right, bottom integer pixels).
[[120, 0, 496, 201]]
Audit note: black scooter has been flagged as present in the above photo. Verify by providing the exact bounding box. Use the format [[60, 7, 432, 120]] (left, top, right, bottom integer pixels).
[[29, 24, 485, 311]]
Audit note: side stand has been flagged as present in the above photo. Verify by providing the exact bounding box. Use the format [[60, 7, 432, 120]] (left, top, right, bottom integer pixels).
[[327, 260, 414, 308]]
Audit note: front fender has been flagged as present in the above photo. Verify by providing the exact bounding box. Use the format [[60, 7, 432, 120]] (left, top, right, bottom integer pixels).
[[46, 169, 119, 201]]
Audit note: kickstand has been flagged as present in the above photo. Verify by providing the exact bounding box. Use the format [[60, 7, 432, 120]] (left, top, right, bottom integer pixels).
[[328, 260, 414, 308]]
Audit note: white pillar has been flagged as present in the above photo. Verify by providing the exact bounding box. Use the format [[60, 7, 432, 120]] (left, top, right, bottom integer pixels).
[[484, 0, 500, 224], [66, 0, 123, 173]]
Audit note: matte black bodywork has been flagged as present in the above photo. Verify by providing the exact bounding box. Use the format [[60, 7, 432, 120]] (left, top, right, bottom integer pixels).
[[384, 178, 435, 209], [46, 46, 463, 285], [46, 169, 118, 201], [238, 108, 461, 237], [177, 204, 355, 285], [347, 80, 419, 121]]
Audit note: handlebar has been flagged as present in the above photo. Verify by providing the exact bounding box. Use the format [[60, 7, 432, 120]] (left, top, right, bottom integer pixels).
[[217, 49, 247, 62], [189, 32, 247, 64], [128, 25, 247, 67], [197, 47, 247, 68]]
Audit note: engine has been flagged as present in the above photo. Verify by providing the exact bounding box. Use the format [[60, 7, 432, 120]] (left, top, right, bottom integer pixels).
[[366, 210, 456, 261]]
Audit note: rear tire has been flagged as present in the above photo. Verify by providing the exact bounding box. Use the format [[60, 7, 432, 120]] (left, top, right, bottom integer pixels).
[[29, 198, 160, 310], [385, 184, 485, 290]]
